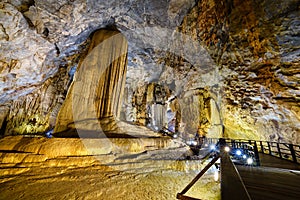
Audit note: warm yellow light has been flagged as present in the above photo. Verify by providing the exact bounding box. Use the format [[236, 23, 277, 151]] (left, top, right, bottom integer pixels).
[[224, 146, 230, 152]]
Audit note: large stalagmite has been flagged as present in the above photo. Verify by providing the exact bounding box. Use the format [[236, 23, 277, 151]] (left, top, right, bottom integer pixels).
[[54, 29, 128, 136]]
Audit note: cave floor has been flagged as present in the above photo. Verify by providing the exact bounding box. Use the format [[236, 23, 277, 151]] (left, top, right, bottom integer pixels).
[[0, 126, 220, 200], [0, 162, 220, 200]]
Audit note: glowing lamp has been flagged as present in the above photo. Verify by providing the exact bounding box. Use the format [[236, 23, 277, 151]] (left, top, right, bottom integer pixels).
[[247, 158, 254, 165], [236, 150, 242, 156], [214, 171, 219, 181], [224, 146, 230, 152]]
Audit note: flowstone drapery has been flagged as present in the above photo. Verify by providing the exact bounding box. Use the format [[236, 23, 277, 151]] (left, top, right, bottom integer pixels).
[[54, 29, 128, 136]]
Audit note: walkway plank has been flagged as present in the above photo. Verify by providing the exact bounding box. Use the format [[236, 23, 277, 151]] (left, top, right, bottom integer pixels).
[[220, 152, 251, 200], [237, 166, 300, 200]]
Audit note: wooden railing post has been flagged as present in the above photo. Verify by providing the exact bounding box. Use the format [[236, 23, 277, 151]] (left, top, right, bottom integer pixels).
[[260, 141, 264, 153], [253, 141, 260, 166], [277, 143, 282, 158], [267, 142, 272, 155], [177, 155, 220, 199], [289, 144, 297, 163]]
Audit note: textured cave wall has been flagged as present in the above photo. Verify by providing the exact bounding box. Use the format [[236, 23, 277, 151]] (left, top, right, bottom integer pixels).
[[54, 29, 128, 136], [0, 0, 299, 143], [0, 0, 196, 135], [130, 83, 171, 130], [124, 81, 222, 139], [178, 0, 300, 143], [0, 40, 88, 136], [2, 68, 67, 135], [222, 0, 300, 143]]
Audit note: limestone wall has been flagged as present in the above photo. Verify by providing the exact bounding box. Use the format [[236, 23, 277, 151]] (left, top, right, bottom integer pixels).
[[178, 0, 300, 143]]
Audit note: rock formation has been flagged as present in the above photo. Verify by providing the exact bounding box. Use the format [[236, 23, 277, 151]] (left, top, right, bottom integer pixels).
[[176, 0, 300, 142], [0, 0, 299, 143], [54, 28, 128, 136]]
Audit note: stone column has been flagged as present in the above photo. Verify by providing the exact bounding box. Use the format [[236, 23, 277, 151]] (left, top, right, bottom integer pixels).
[[54, 29, 128, 136]]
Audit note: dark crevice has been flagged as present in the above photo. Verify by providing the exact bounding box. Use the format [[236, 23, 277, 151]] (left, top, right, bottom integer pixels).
[[0, 150, 31, 153], [0, 116, 7, 136], [17, 0, 35, 13], [23, 15, 34, 28], [42, 27, 49, 37], [55, 43, 60, 56], [18, 0, 36, 28]]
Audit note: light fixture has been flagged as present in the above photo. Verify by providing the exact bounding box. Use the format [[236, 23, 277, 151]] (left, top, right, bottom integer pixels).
[[247, 158, 254, 165], [236, 150, 242, 156], [224, 146, 230, 152], [214, 171, 219, 181], [243, 155, 247, 159], [210, 145, 216, 150]]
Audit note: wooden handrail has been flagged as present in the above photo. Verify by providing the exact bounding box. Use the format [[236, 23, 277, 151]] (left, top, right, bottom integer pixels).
[[177, 138, 298, 200]]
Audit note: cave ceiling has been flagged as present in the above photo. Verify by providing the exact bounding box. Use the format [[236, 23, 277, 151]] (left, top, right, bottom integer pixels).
[[0, 0, 199, 103]]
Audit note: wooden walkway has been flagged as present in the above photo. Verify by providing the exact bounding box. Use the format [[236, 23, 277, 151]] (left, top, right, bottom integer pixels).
[[177, 139, 300, 200], [177, 151, 300, 200], [237, 165, 300, 200], [258, 153, 300, 170]]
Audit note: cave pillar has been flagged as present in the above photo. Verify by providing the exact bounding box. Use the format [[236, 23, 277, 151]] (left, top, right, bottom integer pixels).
[[54, 29, 128, 135]]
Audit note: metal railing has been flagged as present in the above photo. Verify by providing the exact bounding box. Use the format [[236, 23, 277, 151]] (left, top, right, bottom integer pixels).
[[177, 138, 252, 200], [177, 138, 299, 200], [257, 140, 300, 163], [204, 138, 300, 164], [174, 133, 299, 165]]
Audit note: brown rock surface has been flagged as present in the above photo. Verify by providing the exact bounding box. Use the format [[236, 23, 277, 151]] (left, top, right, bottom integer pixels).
[[176, 0, 300, 143]]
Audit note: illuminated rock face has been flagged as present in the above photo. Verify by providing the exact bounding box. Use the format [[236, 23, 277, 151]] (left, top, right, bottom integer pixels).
[[123, 82, 222, 139], [0, 0, 299, 143], [1, 68, 69, 135], [54, 29, 128, 135], [0, 0, 196, 136], [178, 0, 300, 143]]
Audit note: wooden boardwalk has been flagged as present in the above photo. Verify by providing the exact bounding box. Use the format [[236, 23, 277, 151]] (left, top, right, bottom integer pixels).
[[237, 165, 300, 200], [177, 139, 300, 200], [258, 153, 300, 170]]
